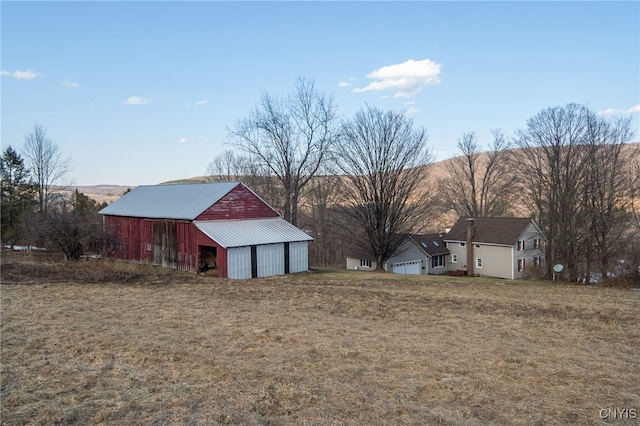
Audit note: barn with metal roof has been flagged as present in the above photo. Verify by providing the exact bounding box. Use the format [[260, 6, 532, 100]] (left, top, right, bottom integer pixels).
[[99, 182, 313, 278]]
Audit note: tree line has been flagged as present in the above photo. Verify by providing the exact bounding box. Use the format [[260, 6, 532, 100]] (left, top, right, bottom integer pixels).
[[1, 125, 108, 259], [3, 78, 638, 283], [207, 78, 639, 283]]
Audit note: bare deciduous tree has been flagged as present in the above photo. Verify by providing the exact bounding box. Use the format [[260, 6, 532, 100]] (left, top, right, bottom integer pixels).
[[438, 129, 517, 219], [229, 78, 339, 226], [21, 124, 71, 213], [581, 115, 635, 282], [205, 150, 252, 182], [516, 103, 636, 282], [335, 105, 433, 270], [300, 173, 343, 266]]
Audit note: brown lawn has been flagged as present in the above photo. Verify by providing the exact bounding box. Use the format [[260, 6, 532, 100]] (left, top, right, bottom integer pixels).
[[1, 255, 639, 425]]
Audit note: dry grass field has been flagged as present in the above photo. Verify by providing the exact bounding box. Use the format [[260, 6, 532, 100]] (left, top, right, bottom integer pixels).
[[1, 253, 639, 425]]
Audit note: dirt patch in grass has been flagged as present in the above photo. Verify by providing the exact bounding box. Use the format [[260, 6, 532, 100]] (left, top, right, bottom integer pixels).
[[1, 258, 639, 425]]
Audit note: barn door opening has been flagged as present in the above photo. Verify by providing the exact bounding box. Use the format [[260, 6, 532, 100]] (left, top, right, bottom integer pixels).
[[153, 222, 177, 269], [199, 246, 217, 276]]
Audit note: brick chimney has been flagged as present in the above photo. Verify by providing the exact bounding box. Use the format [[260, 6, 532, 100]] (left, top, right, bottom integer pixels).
[[466, 218, 475, 276]]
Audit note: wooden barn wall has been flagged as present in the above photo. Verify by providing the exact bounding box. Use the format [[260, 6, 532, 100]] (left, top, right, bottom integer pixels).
[[196, 184, 279, 221], [104, 216, 153, 264], [104, 216, 227, 274]]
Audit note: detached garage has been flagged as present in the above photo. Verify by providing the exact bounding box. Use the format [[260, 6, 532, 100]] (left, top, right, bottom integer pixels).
[[99, 181, 313, 278]]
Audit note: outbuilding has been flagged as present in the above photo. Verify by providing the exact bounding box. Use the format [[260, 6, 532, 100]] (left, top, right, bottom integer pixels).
[[99, 181, 313, 278]]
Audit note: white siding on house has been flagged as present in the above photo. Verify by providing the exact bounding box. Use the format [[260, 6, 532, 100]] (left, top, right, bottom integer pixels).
[[513, 222, 546, 279], [227, 246, 252, 279], [257, 243, 285, 278], [289, 241, 309, 273], [446, 242, 514, 279], [473, 244, 514, 279], [346, 257, 376, 270]]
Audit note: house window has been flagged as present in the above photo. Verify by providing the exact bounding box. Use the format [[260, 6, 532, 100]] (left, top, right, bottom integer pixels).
[[459, 242, 466, 247], [451, 253, 458, 263], [361, 259, 371, 268], [533, 238, 541, 249], [146, 243, 152, 251], [475, 244, 481, 249], [518, 258, 526, 272], [534, 255, 540, 266], [476, 258, 482, 268], [432, 255, 444, 268], [517, 240, 525, 251]]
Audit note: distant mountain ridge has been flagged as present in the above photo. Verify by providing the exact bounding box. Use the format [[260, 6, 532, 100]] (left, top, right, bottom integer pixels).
[[72, 141, 640, 204], [67, 185, 134, 204]]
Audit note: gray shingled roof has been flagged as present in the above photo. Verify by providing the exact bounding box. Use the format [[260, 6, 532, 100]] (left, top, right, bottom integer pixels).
[[410, 233, 450, 256], [195, 218, 313, 248], [99, 182, 241, 220], [444, 217, 536, 246]]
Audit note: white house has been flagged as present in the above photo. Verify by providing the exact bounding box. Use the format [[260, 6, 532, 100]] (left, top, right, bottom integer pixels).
[[443, 217, 545, 280]]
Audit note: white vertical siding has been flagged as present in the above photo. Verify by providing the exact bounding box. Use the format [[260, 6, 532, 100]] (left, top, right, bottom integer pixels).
[[257, 243, 284, 277], [227, 246, 252, 279], [289, 241, 309, 273]]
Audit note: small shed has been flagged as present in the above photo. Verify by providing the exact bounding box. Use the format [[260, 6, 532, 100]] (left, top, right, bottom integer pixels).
[[99, 182, 313, 278]]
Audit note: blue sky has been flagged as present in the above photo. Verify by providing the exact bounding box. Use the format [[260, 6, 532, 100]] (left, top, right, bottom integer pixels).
[[2, 1, 639, 186]]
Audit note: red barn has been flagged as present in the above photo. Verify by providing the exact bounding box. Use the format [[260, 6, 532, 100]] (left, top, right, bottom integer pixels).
[[99, 182, 313, 278]]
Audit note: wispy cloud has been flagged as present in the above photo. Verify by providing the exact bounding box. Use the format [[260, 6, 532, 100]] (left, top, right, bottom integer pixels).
[[1, 69, 41, 80], [61, 80, 79, 89], [178, 137, 188, 144], [404, 101, 420, 115], [338, 77, 358, 88], [626, 104, 640, 114], [353, 59, 441, 98], [123, 96, 151, 105], [597, 104, 640, 116], [185, 99, 208, 108]]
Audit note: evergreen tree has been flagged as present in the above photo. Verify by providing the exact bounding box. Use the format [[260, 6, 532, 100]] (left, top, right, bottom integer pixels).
[[1, 146, 36, 246]]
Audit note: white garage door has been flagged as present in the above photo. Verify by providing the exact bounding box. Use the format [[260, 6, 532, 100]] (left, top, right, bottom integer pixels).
[[392, 260, 421, 275]]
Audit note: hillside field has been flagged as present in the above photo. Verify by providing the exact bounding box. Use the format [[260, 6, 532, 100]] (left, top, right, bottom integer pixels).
[[1, 254, 639, 425]]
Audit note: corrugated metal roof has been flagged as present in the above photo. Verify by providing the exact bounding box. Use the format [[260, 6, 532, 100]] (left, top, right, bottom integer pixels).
[[99, 182, 241, 220], [195, 218, 313, 248]]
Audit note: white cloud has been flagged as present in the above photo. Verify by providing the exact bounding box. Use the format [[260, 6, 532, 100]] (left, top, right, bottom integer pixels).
[[597, 104, 640, 116], [1, 69, 41, 80], [353, 59, 441, 98], [61, 80, 79, 88], [123, 96, 151, 105], [338, 81, 351, 88], [625, 104, 640, 114], [404, 105, 420, 115], [184, 99, 208, 108], [178, 138, 188, 144], [597, 108, 618, 116]]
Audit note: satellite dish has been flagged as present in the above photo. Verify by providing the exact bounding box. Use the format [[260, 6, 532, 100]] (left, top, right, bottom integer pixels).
[[553, 264, 564, 273]]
